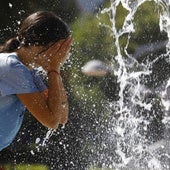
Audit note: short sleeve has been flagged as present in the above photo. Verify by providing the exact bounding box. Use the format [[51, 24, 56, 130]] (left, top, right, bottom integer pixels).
[[0, 55, 40, 96], [31, 69, 47, 92]]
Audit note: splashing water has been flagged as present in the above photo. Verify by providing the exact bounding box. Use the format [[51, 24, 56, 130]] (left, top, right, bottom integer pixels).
[[90, 0, 170, 170]]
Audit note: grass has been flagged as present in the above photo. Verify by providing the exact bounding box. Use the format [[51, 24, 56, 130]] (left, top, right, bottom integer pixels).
[[0, 164, 49, 170]]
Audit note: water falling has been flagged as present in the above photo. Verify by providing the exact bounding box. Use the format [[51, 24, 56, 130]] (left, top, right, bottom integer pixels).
[[91, 0, 170, 169]]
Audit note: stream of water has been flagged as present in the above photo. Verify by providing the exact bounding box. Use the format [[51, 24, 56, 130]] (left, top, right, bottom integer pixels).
[[90, 0, 170, 169]]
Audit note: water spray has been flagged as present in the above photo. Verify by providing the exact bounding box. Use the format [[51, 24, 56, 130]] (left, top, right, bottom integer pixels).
[[85, 0, 170, 169]]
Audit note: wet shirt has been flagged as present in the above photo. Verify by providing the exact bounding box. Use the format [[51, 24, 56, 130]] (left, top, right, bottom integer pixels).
[[0, 53, 47, 151]]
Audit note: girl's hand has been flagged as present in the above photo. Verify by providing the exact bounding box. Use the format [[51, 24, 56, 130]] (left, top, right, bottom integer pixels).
[[45, 36, 72, 71]]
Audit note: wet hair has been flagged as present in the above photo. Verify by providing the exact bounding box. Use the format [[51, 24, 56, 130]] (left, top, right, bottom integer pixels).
[[0, 11, 70, 53]]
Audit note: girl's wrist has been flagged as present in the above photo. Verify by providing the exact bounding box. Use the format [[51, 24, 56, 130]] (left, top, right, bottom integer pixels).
[[47, 69, 60, 76]]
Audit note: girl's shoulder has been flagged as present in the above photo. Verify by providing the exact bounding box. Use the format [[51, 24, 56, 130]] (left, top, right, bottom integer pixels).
[[0, 52, 19, 63], [0, 52, 20, 74]]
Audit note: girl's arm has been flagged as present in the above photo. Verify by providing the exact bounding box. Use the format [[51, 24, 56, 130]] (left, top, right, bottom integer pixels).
[[17, 72, 68, 129]]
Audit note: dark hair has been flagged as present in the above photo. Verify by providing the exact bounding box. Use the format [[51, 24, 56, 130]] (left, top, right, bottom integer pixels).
[[0, 11, 70, 53]]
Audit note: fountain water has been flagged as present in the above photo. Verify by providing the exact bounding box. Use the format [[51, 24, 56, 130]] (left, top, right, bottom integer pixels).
[[88, 0, 170, 170]]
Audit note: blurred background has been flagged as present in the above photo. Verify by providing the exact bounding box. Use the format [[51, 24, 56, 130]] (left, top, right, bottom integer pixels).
[[0, 0, 169, 170]]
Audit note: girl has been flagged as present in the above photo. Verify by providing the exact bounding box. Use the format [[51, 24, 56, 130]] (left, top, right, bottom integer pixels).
[[0, 11, 72, 151]]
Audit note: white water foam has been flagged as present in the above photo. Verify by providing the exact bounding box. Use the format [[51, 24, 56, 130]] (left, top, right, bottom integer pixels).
[[90, 0, 170, 169]]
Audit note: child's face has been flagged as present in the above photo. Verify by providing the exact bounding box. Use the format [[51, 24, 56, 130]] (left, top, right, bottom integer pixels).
[[32, 36, 72, 71]]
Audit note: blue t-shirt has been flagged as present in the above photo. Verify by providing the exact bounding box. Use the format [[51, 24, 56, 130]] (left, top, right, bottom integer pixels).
[[0, 53, 47, 151]]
